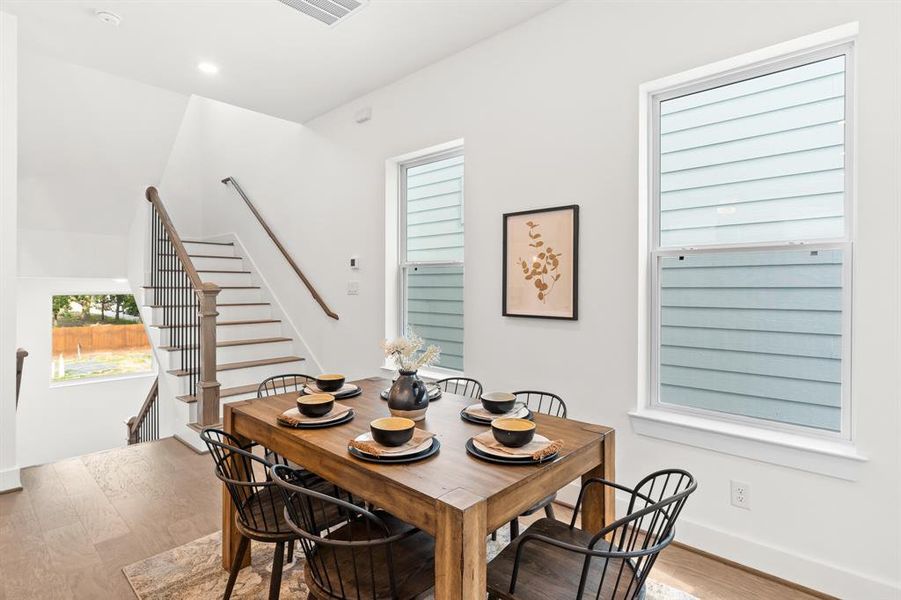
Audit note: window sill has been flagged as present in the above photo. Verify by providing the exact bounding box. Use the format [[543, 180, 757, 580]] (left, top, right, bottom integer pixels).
[[628, 408, 867, 480], [49, 371, 157, 389], [379, 363, 461, 382]]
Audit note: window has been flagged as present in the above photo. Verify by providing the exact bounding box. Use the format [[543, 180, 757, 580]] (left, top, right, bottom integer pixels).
[[399, 149, 464, 371], [51, 294, 153, 382], [648, 43, 853, 436]]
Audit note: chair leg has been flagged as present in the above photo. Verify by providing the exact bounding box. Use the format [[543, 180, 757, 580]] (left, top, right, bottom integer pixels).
[[544, 503, 556, 520], [491, 530, 497, 541], [269, 541, 286, 600], [510, 518, 519, 539], [286, 539, 294, 563], [223, 535, 250, 600]]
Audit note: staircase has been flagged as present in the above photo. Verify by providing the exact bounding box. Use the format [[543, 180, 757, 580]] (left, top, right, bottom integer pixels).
[[144, 239, 306, 423], [134, 185, 326, 447]]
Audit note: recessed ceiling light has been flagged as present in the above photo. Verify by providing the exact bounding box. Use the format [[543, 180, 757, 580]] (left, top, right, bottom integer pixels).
[[197, 62, 219, 75], [94, 10, 121, 27]]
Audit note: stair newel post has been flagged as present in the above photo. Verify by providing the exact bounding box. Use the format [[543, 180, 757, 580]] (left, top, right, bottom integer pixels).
[[197, 282, 221, 426]]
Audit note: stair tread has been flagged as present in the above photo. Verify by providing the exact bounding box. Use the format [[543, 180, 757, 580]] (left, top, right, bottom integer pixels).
[[178, 381, 299, 404], [182, 240, 234, 246], [152, 318, 279, 329], [158, 253, 242, 260], [142, 285, 260, 289], [158, 269, 251, 274], [167, 355, 304, 377], [187, 421, 222, 432], [147, 302, 270, 308], [159, 337, 292, 351]]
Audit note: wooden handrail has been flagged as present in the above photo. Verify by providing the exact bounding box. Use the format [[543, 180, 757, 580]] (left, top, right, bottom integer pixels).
[[221, 177, 339, 320], [127, 376, 159, 444], [15, 348, 27, 408], [146, 186, 205, 291]]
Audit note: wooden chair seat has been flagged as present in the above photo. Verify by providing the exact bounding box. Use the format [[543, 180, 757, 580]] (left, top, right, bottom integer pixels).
[[520, 493, 556, 516], [487, 518, 643, 600], [305, 512, 436, 600]]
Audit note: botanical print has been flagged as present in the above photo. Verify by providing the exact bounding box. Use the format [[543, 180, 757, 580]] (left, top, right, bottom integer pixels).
[[517, 220, 564, 303], [504, 206, 578, 319]]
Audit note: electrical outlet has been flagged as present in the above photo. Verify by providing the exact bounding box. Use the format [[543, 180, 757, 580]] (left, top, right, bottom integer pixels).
[[346, 280, 360, 295], [730, 480, 750, 510]]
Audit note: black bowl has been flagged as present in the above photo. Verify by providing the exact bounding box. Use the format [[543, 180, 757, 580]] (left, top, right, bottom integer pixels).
[[370, 417, 415, 447], [491, 418, 536, 448], [316, 373, 346, 392], [297, 393, 335, 418], [480, 391, 517, 414]]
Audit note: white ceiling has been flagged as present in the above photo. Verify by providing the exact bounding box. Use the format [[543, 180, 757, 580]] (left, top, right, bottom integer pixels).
[[3, 0, 562, 123]]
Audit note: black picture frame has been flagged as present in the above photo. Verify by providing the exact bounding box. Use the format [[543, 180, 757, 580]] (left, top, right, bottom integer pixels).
[[502, 204, 579, 320]]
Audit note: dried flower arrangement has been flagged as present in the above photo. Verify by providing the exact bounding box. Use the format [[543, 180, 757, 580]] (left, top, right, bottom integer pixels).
[[381, 331, 441, 372], [517, 220, 563, 302]]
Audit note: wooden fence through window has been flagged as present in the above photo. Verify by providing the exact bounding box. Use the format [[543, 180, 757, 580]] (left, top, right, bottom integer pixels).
[[52, 324, 150, 357]]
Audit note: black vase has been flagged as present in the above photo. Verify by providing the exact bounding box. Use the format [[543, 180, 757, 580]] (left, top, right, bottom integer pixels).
[[387, 370, 429, 421]]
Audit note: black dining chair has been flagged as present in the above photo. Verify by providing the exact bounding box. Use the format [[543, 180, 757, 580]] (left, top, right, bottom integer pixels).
[[201, 428, 351, 600], [487, 469, 697, 600], [257, 373, 316, 397], [272, 464, 436, 600], [505, 391, 568, 538], [434, 376, 483, 399]]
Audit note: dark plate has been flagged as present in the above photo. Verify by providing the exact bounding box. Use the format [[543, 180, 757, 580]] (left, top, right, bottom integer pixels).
[[278, 410, 355, 429], [464, 439, 557, 465], [348, 438, 441, 464], [459, 407, 534, 426], [302, 384, 362, 400], [380, 387, 442, 401]]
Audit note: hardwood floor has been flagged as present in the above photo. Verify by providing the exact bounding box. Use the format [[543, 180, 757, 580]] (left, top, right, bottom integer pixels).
[[0, 438, 824, 599]]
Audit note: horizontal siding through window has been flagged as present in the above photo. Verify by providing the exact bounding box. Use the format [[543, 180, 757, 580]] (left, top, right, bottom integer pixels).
[[406, 265, 463, 371], [406, 155, 464, 263], [659, 55, 846, 247], [658, 249, 843, 431]]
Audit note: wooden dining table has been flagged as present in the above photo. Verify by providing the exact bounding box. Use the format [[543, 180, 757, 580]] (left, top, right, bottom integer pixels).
[[221, 377, 615, 599]]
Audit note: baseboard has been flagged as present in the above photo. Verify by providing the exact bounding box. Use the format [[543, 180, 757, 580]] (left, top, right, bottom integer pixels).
[[173, 431, 208, 454], [0, 466, 21, 492], [556, 482, 899, 599]]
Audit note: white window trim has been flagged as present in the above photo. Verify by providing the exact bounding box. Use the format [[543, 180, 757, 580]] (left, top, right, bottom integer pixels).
[[632, 23, 866, 479], [384, 140, 465, 375]]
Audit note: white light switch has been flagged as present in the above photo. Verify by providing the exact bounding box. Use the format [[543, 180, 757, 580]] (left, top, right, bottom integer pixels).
[[347, 280, 360, 295]]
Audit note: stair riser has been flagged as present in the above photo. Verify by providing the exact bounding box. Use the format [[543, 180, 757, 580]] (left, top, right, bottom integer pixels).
[[173, 359, 305, 394], [156, 321, 281, 345], [149, 304, 271, 324], [188, 256, 245, 271], [161, 340, 293, 370], [183, 242, 235, 257], [144, 287, 261, 305], [156, 271, 253, 287]]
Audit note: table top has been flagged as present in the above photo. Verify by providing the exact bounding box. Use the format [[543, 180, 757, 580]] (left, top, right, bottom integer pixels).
[[227, 377, 613, 530]]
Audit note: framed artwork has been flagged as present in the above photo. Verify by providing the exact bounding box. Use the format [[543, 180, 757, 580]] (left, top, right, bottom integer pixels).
[[502, 205, 579, 320]]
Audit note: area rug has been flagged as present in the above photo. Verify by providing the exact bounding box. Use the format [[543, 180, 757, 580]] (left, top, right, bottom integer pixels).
[[124, 530, 697, 599]]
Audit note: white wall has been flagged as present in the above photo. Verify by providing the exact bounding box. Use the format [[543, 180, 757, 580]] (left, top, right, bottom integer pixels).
[[15, 278, 156, 467], [16, 52, 192, 238], [0, 11, 20, 492], [18, 229, 129, 278], [157, 2, 901, 596]]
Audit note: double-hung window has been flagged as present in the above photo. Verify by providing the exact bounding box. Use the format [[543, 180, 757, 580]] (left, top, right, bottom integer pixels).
[[647, 40, 853, 437], [398, 149, 464, 371]]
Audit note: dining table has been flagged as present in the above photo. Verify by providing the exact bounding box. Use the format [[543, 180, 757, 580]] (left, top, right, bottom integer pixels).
[[221, 376, 615, 599]]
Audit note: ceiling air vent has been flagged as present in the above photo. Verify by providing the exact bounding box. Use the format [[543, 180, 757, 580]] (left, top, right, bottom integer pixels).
[[277, 0, 367, 26]]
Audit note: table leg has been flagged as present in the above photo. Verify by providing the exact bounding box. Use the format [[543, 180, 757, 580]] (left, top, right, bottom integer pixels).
[[435, 488, 487, 600], [222, 403, 252, 571], [580, 430, 616, 535]]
